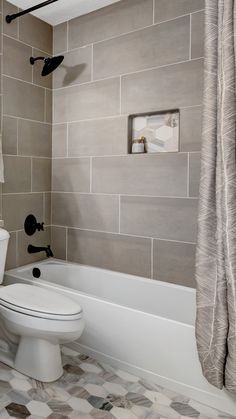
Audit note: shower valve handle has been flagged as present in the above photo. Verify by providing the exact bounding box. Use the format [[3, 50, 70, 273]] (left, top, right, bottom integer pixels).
[[36, 222, 44, 232], [24, 214, 44, 236]]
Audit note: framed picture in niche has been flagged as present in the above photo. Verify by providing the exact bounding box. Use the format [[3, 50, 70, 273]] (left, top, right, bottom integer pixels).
[[128, 109, 180, 154]]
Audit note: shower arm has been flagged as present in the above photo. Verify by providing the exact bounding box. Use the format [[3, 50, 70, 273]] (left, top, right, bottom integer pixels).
[[30, 56, 45, 65], [6, 0, 59, 24]]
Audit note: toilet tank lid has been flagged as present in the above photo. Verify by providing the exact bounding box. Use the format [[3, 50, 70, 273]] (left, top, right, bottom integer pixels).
[[0, 229, 10, 241]]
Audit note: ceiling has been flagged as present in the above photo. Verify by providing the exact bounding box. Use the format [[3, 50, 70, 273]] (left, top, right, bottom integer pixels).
[[8, 0, 121, 26]]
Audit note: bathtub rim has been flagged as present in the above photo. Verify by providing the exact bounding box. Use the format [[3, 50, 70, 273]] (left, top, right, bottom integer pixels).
[[4, 258, 195, 328]]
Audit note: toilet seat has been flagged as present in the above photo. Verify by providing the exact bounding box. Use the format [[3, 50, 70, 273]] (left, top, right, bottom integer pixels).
[[0, 284, 82, 321]]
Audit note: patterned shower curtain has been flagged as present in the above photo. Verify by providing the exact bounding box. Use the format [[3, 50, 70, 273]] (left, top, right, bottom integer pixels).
[[196, 0, 236, 391]]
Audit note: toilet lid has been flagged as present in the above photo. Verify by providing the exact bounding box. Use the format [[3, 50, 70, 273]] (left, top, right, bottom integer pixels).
[[0, 284, 82, 320]]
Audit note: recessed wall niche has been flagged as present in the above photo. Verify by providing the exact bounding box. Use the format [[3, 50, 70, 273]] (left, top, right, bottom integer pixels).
[[128, 109, 180, 154]]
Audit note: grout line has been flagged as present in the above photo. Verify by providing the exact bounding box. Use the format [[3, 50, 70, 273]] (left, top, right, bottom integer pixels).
[[51, 224, 197, 245], [3, 154, 51, 159], [3, 114, 51, 125], [55, 11, 204, 55], [151, 238, 154, 279], [3, 191, 51, 196], [2, 73, 52, 91], [53, 57, 204, 92], [51, 105, 202, 126], [51, 151, 197, 159], [3, 33, 51, 56], [152, 0, 155, 24], [50, 191, 198, 199]]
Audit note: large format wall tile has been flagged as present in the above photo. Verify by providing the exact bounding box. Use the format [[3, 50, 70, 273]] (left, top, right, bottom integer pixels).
[[45, 89, 52, 123], [92, 154, 188, 196], [53, 46, 92, 88], [18, 120, 52, 157], [189, 152, 201, 197], [68, 0, 153, 49], [52, 124, 67, 157], [155, 0, 204, 23], [3, 0, 18, 38], [44, 192, 51, 225], [191, 11, 204, 59], [94, 16, 190, 79], [120, 196, 198, 242], [67, 228, 152, 277], [32, 158, 51, 192], [3, 76, 45, 121], [52, 158, 90, 192], [68, 117, 128, 157], [51, 226, 67, 260], [5, 232, 17, 270], [2, 116, 17, 155], [53, 23, 67, 54], [3, 36, 32, 82], [153, 240, 196, 287], [54, 78, 120, 122], [121, 59, 203, 114], [180, 107, 202, 152], [52, 193, 119, 232], [19, 13, 52, 53], [3, 193, 44, 231], [3, 156, 31, 193]]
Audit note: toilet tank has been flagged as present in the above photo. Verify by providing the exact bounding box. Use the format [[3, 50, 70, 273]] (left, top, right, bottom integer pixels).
[[0, 229, 10, 284]]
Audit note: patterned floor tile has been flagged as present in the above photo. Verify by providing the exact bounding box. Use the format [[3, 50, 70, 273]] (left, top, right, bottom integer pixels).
[[0, 348, 232, 419]]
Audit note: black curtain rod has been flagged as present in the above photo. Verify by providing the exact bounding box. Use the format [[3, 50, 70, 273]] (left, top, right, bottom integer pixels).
[[6, 0, 59, 23]]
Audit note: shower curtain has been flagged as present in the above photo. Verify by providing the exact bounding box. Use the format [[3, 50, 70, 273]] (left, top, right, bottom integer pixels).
[[196, 0, 236, 391]]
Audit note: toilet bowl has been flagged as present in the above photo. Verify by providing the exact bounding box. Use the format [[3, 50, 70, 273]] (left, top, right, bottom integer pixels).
[[0, 229, 85, 382]]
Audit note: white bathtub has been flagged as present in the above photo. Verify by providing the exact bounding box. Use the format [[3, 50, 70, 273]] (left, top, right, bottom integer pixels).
[[4, 259, 236, 415]]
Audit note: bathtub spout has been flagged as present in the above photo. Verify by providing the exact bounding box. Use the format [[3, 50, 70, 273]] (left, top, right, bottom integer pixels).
[[28, 244, 54, 258]]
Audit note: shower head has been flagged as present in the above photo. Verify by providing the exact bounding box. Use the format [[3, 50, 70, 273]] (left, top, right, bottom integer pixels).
[[30, 55, 64, 76]]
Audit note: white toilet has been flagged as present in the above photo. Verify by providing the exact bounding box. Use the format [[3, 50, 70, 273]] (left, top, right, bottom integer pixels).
[[0, 229, 85, 382]]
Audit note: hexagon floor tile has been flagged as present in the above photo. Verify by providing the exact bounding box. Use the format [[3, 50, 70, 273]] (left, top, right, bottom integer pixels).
[[0, 346, 232, 419]]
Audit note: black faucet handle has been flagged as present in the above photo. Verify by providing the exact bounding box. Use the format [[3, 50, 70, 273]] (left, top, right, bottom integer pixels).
[[36, 221, 44, 232], [46, 245, 54, 258], [25, 214, 45, 236]]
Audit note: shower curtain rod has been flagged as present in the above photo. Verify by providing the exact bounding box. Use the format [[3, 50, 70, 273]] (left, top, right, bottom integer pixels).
[[6, 0, 59, 23]]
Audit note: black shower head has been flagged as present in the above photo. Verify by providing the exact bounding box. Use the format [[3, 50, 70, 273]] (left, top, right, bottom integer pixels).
[[30, 55, 64, 76]]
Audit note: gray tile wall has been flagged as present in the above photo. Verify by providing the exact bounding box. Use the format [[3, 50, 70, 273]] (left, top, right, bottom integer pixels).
[[50, 0, 204, 287], [3, 0, 52, 269]]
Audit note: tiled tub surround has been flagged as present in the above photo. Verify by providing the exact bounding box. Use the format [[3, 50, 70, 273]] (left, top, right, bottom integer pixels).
[[4, 259, 236, 415], [2, 0, 52, 269], [0, 346, 231, 419], [52, 0, 204, 288]]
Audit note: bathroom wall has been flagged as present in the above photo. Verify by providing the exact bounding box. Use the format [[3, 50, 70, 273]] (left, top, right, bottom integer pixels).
[[52, 0, 204, 287], [3, 0, 52, 269]]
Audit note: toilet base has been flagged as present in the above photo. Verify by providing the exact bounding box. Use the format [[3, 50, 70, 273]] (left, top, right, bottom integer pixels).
[[14, 336, 63, 382]]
